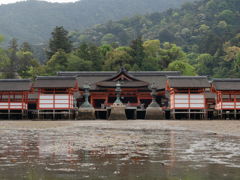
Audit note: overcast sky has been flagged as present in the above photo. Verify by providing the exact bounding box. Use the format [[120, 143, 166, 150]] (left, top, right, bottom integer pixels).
[[0, 0, 79, 5]]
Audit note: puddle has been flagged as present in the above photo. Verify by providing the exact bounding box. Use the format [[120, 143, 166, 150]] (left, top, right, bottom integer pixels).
[[0, 123, 239, 179]]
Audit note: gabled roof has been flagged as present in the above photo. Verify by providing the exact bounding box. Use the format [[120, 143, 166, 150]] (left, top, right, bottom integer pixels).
[[57, 70, 181, 90], [57, 71, 181, 77], [0, 79, 33, 91], [94, 67, 150, 89], [167, 76, 211, 88], [33, 76, 78, 89], [211, 79, 240, 91]]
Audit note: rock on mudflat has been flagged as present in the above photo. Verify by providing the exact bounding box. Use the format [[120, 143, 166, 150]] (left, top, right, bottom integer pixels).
[[108, 104, 127, 120], [77, 107, 96, 120], [145, 107, 164, 120]]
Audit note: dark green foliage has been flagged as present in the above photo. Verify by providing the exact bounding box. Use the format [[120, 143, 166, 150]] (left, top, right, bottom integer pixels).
[[74, 42, 90, 61], [0, 0, 196, 48], [46, 26, 72, 60], [129, 35, 145, 67], [4, 38, 19, 79], [89, 45, 102, 71]]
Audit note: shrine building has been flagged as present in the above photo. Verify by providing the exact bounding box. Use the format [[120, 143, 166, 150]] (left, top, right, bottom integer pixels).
[[33, 76, 78, 119], [0, 79, 34, 119], [57, 67, 181, 119], [166, 76, 211, 119], [211, 79, 240, 119]]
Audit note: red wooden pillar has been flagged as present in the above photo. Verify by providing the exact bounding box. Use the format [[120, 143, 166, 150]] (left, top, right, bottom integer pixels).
[[37, 89, 40, 109], [234, 91, 236, 109], [137, 93, 140, 104], [188, 88, 190, 109], [68, 89, 71, 109], [204, 89, 206, 109], [221, 92, 223, 109], [53, 88, 55, 109], [90, 94, 93, 107], [8, 92, 10, 109], [21, 92, 23, 109]]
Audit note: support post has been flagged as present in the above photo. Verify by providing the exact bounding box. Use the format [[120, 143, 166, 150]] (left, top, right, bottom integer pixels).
[[106, 110, 109, 120], [134, 110, 137, 120], [97, 111, 99, 119], [53, 110, 55, 120], [234, 109, 237, 120], [22, 109, 24, 120], [173, 109, 175, 120], [38, 110, 39, 120], [8, 110, 10, 119], [189, 109, 191, 120], [69, 109, 71, 120]]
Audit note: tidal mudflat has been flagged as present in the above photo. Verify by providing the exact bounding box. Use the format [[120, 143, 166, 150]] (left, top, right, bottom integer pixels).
[[0, 120, 240, 180]]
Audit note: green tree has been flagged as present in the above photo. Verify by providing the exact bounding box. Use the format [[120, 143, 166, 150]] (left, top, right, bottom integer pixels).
[[159, 42, 186, 68], [0, 35, 10, 78], [218, 10, 236, 24], [181, 1, 192, 10], [118, 32, 129, 46], [101, 33, 115, 44], [74, 42, 90, 60], [20, 42, 33, 53], [167, 61, 196, 76], [45, 49, 68, 76], [129, 35, 145, 67], [217, 1, 229, 11], [142, 39, 161, 58], [46, 26, 72, 60], [89, 45, 102, 71], [4, 38, 20, 79], [67, 54, 92, 71], [195, 54, 214, 75], [206, 0, 216, 10], [18, 51, 39, 79], [131, 63, 140, 71], [142, 56, 161, 71], [98, 44, 113, 59], [103, 50, 133, 71]]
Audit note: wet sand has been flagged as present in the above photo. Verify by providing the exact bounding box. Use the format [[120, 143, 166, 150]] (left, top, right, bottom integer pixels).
[[0, 120, 239, 136], [165, 120, 240, 136]]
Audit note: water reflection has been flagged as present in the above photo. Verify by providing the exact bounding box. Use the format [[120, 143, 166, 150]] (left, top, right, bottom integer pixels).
[[0, 125, 239, 179]]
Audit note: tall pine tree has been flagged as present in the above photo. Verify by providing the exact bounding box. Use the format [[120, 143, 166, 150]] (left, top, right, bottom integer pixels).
[[46, 26, 72, 61]]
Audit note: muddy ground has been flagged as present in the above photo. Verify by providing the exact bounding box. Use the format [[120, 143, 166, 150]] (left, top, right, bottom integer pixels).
[[0, 120, 239, 136]]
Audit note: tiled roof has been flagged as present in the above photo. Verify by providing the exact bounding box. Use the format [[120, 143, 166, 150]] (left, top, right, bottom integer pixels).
[[33, 76, 77, 88], [0, 79, 33, 91], [167, 76, 211, 88]]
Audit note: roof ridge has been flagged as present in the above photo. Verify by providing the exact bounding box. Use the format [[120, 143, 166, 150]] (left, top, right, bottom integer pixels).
[[36, 76, 76, 80], [212, 79, 240, 82], [0, 79, 31, 82], [167, 76, 208, 79]]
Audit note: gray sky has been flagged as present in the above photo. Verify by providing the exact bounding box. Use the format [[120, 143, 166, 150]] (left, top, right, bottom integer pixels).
[[0, 0, 79, 5]]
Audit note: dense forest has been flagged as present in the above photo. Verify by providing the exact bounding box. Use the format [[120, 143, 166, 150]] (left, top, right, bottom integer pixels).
[[1, 0, 240, 80], [0, 0, 194, 47]]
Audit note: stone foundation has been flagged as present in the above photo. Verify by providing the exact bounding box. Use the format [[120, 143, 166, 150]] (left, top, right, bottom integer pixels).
[[108, 103, 127, 120], [145, 107, 164, 120], [77, 107, 96, 120]]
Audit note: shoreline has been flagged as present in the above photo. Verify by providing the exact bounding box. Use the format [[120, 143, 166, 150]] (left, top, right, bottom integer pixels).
[[0, 120, 239, 136]]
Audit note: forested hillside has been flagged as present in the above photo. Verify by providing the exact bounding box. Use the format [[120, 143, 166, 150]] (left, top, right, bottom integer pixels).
[[1, 0, 240, 80], [71, 0, 240, 78], [0, 0, 194, 47]]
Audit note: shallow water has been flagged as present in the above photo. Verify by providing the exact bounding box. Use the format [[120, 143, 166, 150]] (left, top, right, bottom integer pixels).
[[0, 124, 240, 180]]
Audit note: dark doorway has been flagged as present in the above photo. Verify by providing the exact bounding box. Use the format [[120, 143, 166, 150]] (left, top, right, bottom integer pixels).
[[126, 109, 135, 119], [137, 111, 146, 119], [165, 111, 170, 119]]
